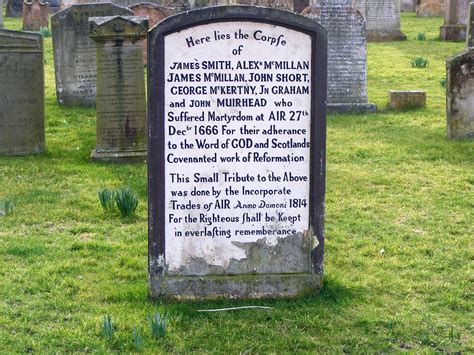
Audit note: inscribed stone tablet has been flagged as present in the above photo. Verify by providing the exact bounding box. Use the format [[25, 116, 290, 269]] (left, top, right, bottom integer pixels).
[[51, 4, 133, 106], [148, 6, 327, 299], [0, 29, 45, 155]]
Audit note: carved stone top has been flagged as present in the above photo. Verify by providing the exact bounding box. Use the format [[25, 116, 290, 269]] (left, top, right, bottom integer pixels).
[[0, 28, 43, 51], [89, 15, 149, 41]]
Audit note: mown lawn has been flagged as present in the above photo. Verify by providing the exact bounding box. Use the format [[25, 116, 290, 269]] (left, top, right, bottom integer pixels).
[[0, 12, 472, 352]]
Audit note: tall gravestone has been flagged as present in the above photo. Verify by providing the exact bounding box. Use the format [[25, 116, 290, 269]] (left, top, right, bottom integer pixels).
[[148, 6, 327, 299], [22, 0, 49, 31], [446, 49, 474, 139], [0, 29, 45, 155], [129, 2, 175, 65], [52, 4, 133, 106], [89, 16, 148, 162], [354, 0, 406, 41], [440, 0, 470, 41], [467, 2, 473, 48], [6, 0, 23, 17], [0, 0, 4, 28], [303, 0, 375, 113]]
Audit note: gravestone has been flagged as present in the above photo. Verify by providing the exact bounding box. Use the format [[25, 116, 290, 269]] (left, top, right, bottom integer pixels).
[[303, 0, 375, 113], [416, 0, 444, 17], [389, 90, 426, 110], [440, 0, 470, 41], [354, 0, 406, 41], [23, 0, 49, 31], [0, 0, 4, 28], [148, 6, 327, 299], [401, 0, 415, 11], [467, 2, 473, 48], [0, 29, 45, 155], [446, 49, 474, 139], [51, 4, 133, 106], [128, 2, 175, 65], [60, 0, 162, 9], [89, 15, 148, 161], [6, 0, 23, 17]]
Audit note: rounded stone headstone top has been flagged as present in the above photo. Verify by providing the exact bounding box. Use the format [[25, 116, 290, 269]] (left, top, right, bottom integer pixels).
[[89, 15, 149, 40]]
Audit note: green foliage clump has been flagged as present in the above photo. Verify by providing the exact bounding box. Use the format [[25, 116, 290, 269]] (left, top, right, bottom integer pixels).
[[114, 187, 139, 217], [416, 32, 427, 41], [132, 327, 143, 351], [38, 27, 52, 38], [0, 198, 15, 216], [440, 78, 447, 88], [102, 315, 115, 340], [98, 188, 115, 211], [149, 312, 167, 340], [411, 56, 429, 68]]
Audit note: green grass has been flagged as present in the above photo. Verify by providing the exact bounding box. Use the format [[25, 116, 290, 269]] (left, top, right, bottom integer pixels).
[[1, 13, 473, 352]]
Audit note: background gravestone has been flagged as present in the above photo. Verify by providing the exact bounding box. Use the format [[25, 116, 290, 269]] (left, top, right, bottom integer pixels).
[[446, 49, 474, 139], [22, 0, 49, 30], [0, 29, 45, 155], [0, 0, 4, 28], [467, 2, 473, 48], [401, 0, 416, 11], [60, 0, 162, 9], [89, 15, 148, 162], [51, 3, 133, 106], [6, 0, 23, 17], [129, 2, 175, 65], [440, 0, 470, 41], [354, 0, 406, 42], [303, 0, 375, 113], [148, 6, 327, 299], [416, 0, 444, 17]]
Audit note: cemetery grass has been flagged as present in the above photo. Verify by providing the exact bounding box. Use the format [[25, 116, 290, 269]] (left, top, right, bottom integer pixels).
[[0, 13, 473, 353]]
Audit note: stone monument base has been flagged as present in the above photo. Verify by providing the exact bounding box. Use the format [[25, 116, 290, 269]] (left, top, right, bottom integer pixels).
[[368, 30, 407, 42], [327, 103, 377, 113], [440, 25, 467, 41], [90, 149, 147, 163], [150, 273, 324, 300]]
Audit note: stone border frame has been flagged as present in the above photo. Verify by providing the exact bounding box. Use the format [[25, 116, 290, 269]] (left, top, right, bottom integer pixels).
[[147, 5, 327, 299]]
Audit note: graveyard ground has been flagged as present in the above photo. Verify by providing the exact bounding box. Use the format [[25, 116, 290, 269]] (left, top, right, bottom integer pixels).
[[0, 13, 473, 353]]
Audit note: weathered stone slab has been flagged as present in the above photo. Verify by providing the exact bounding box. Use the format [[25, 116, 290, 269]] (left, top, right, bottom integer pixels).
[[148, 6, 327, 299], [6, 0, 23, 17], [416, 0, 444, 17], [0, 0, 4, 27], [0, 29, 45, 155], [51, 4, 133, 106], [129, 3, 175, 64], [89, 15, 148, 162], [467, 2, 474, 48], [440, 0, 470, 41], [401, 0, 416, 12], [60, 0, 162, 9], [22, 0, 49, 31], [354, 0, 406, 42], [446, 49, 474, 139], [389, 90, 426, 110], [303, 0, 375, 113]]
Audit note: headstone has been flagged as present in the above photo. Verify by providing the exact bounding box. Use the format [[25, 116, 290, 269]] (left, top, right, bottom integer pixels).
[[389, 90, 426, 110], [467, 2, 473, 48], [416, 0, 444, 17], [6, 0, 23, 17], [60, 0, 163, 9], [89, 15, 148, 162], [354, 0, 407, 42], [0, 29, 45, 155], [148, 6, 327, 299], [302, 0, 375, 113], [401, 0, 416, 11], [22, 0, 49, 31], [51, 4, 133, 106], [446, 49, 474, 139], [440, 0, 470, 41], [129, 2, 175, 65], [0, 0, 4, 27]]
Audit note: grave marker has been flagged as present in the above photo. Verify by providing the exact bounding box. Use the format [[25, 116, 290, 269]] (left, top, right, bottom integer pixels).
[[440, 0, 470, 41], [303, 0, 376, 113], [0, 0, 4, 27], [446, 49, 474, 139], [416, 0, 444, 17], [6, 0, 23, 17], [354, 0, 406, 41], [52, 3, 133, 106], [148, 6, 327, 299], [0, 29, 45, 155], [467, 2, 473, 48], [89, 15, 148, 162], [22, 0, 49, 31], [401, 0, 416, 12]]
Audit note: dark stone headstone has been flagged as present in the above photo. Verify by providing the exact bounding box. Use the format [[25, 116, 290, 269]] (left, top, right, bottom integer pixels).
[[354, 0, 407, 41], [440, 0, 470, 41], [22, 0, 49, 30], [401, 0, 416, 12], [129, 2, 175, 65], [6, 0, 23, 17], [51, 3, 133, 106], [303, 0, 376, 113], [0, 29, 45, 155], [467, 2, 473, 48], [148, 6, 327, 299], [89, 15, 148, 162], [446, 49, 474, 139]]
